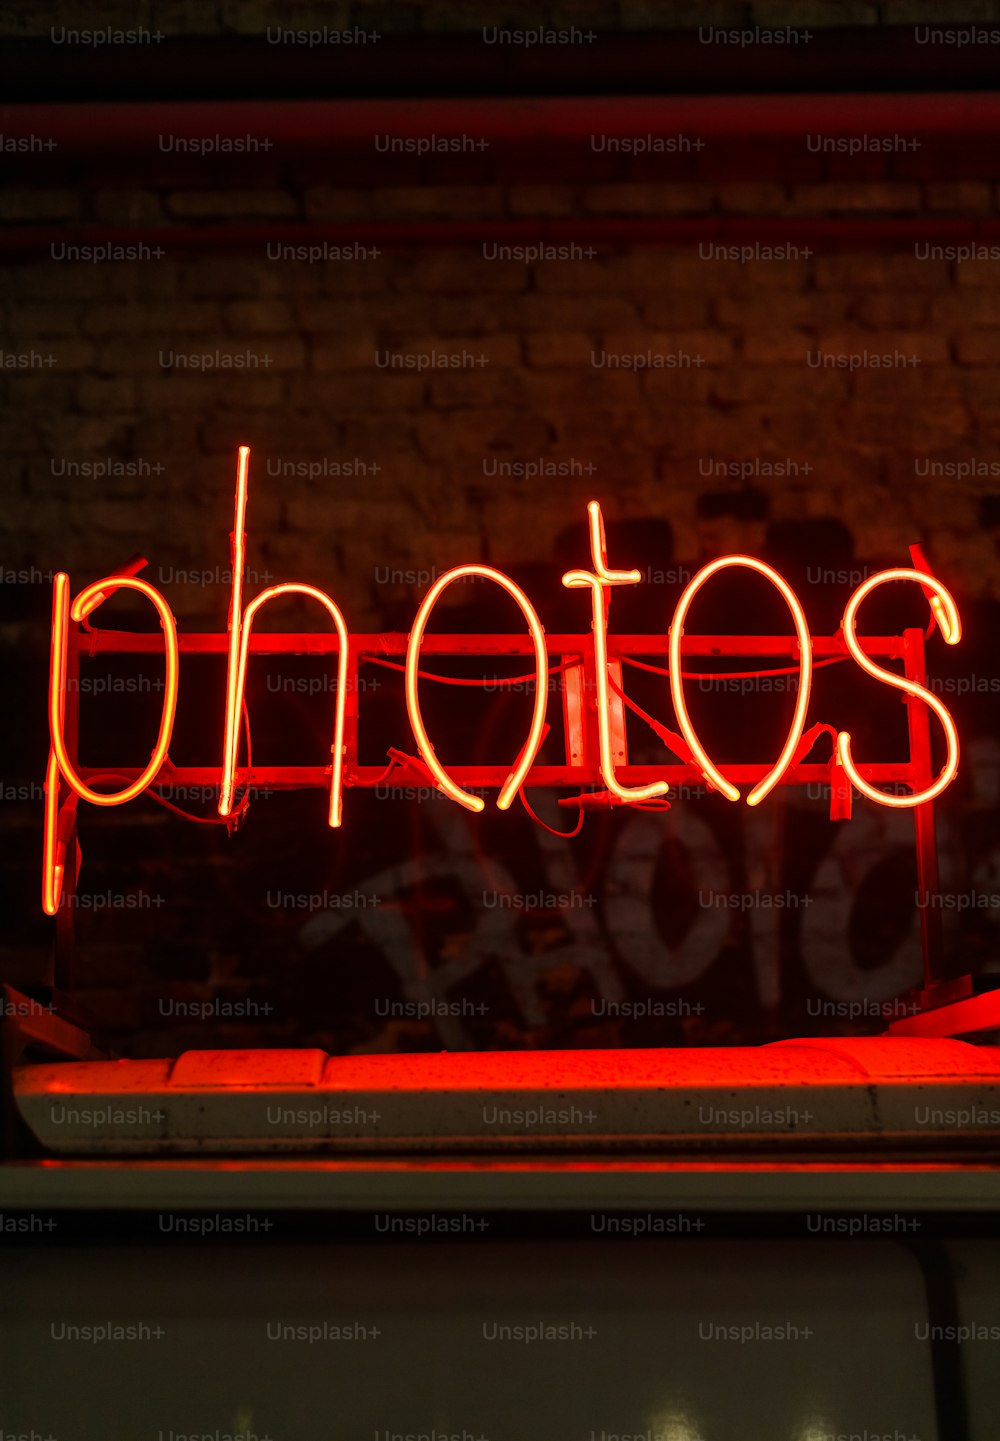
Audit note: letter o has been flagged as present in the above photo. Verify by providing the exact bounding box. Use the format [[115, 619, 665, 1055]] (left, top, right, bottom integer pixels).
[[668, 555, 813, 806], [405, 565, 548, 812]]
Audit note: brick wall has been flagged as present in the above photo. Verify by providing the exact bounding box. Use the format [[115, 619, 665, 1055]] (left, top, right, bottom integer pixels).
[[6, 179, 1000, 633]]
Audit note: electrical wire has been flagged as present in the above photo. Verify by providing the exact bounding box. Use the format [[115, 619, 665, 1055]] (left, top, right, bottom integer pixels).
[[518, 786, 585, 838], [73, 700, 256, 825], [369, 756, 401, 786], [606, 670, 691, 759], [622, 654, 848, 680], [75, 773, 230, 825], [363, 656, 567, 686]]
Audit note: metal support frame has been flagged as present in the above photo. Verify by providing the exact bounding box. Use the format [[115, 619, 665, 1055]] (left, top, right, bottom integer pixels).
[[12, 602, 975, 1079]]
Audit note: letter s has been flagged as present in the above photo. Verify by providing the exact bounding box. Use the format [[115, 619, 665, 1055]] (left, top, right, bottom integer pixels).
[[837, 568, 961, 809]]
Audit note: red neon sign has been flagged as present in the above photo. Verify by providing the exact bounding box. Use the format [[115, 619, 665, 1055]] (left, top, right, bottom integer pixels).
[[42, 447, 962, 915]]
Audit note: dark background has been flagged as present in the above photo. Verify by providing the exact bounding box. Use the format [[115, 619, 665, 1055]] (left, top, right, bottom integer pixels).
[[4, 0, 1000, 1057]]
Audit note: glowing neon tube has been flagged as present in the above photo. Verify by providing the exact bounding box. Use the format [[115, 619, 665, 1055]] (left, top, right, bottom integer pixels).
[[48, 572, 179, 806], [669, 556, 814, 806], [563, 501, 668, 804], [909, 543, 958, 644], [220, 584, 350, 827], [41, 748, 63, 915], [218, 444, 251, 818], [405, 565, 548, 812], [74, 554, 148, 621], [836, 568, 961, 809]]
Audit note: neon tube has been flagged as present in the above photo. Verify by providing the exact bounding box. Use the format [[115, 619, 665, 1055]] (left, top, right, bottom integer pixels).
[[563, 501, 669, 804], [74, 554, 148, 621], [586, 499, 639, 585], [909, 543, 959, 644], [669, 556, 814, 806], [41, 748, 62, 915], [405, 565, 549, 812], [836, 568, 961, 809], [220, 583, 350, 827], [218, 444, 251, 818], [48, 572, 179, 806]]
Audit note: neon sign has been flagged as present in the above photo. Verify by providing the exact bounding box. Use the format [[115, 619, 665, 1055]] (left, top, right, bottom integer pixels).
[[42, 447, 962, 915]]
